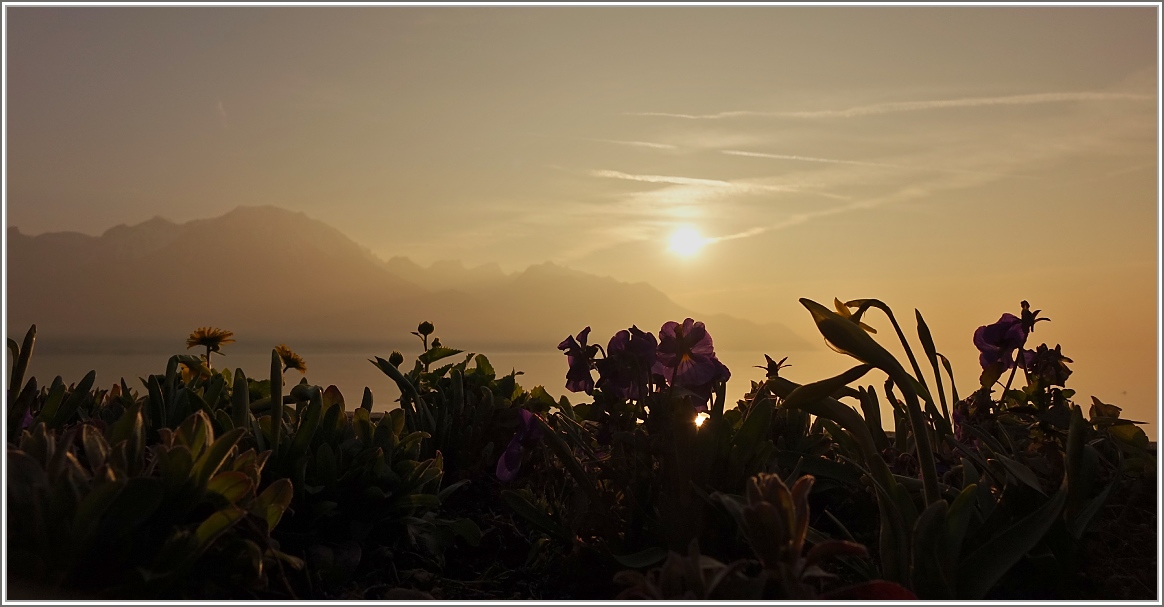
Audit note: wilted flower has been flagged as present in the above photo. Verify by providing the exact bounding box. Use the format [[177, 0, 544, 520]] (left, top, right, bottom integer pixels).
[[186, 326, 235, 369], [558, 327, 599, 394], [653, 318, 731, 407], [1020, 343, 1073, 387], [496, 409, 544, 482], [595, 325, 657, 400], [973, 313, 1026, 370], [275, 344, 307, 374]]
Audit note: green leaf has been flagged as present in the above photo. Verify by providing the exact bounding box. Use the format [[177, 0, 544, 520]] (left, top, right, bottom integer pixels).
[[100, 477, 164, 541], [449, 518, 481, 547], [315, 443, 339, 485], [957, 489, 1068, 600], [33, 377, 67, 428], [288, 398, 322, 460], [353, 407, 374, 445], [158, 445, 195, 493], [501, 490, 573, 543], [195, 506, 245, 548], [323, 384, 346, 412], [231, 368, 250, 430], [7, 324, 35, 403], [418, 346, 463, 367], [394, 494, 440, 510], [82, 424, 111, 471], [994, 455, 1046, 496], [1109, 423, 1150, 449], [255, 478, 293, 531], [206, 471, 254, 504], [732, 397, 774, 453], [911, 499, 953, 599], [937, 353, 959, 404], [474, 354, 495, 378], [202, 373, 226, 412], [269, 350, 284, 459], [73, 478, 127, 545], [193, 427, 246, 490], [612, 547, 668, 569]]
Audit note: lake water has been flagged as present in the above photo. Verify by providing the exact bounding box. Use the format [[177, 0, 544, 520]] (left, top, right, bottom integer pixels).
[[18, 343, 1158, 440]]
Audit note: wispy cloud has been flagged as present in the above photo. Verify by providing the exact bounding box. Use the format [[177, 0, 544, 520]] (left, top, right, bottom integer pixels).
[[589, 170, 734, 188], [586, 138, 676, 150], [721, 150, 1017, 178], [589, 169, 833, 197], [628, 91, 1154, 120]]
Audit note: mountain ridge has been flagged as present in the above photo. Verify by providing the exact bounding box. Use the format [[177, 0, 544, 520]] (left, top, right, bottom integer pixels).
[[6, 205, 812, 353]]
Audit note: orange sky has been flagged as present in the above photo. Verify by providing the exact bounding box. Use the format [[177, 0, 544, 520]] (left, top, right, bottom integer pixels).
[[5, 6, 1160, 431]]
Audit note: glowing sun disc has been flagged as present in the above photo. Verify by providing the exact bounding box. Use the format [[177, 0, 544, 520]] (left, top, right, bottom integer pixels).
[[668, 226, 706, 257]]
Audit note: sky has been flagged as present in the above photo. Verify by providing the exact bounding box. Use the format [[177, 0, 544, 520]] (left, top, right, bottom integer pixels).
[[4, 6, 1161, 425]]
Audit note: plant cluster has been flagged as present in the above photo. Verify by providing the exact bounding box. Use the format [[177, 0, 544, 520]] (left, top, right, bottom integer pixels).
[[4, 295, 1155, 599]]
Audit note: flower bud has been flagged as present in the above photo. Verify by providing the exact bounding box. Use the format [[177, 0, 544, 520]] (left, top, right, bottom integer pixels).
[[417, 321, 435, 336], [388, 351, 404, 367]]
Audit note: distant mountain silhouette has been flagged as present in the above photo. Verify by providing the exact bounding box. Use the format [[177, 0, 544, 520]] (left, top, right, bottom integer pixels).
[[6, 206, 811, 353]]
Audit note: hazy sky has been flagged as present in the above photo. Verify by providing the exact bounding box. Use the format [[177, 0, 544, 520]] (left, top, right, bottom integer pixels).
[[5, 7, 1160, 422]]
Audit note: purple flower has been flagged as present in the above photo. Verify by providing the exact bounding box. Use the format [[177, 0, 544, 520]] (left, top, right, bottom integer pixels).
[[496, 409, 544, 483], [558, 327, 599, 394], [973, 313, 1026, 371], [595, 325, 658, 401], [653, 318, 731, 408], [19, 408, 33, 431]]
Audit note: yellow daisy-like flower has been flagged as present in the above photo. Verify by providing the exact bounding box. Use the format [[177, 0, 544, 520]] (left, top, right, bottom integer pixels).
[[186, 327, 235, 370], [833, 298, 877, 334], [275, 344, 307, 374], [187, 327, 235, 352]]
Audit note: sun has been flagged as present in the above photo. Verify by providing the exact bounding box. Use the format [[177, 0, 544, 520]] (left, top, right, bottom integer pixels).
[[668, 226, 707, 258]]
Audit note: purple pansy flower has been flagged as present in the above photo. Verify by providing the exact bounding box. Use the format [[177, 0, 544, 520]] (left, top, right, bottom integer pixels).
[[653, 318, 731, 408], [973, 313, 1026, 371], [595, 325, 658, 401], [496, 409, 544, 482], [558, 327, 599, 394]]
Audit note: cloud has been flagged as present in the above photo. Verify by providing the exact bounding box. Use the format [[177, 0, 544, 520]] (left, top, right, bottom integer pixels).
[[216, 99, 228, 126], [721, 150, 1017, 178], [586, 138, 676, 150], [628, 91, 1154, 120], [589, 170, 734, 188]]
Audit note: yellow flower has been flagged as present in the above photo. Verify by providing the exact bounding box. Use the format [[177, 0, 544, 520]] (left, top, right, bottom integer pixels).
[[186, 327, 235, 352], [186, 327, 234, 370], [833, 298, 877, 334], [275, 344, 307, 374]]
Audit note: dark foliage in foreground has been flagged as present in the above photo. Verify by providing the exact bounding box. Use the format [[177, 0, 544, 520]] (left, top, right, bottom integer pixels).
[[4, 297, 1156, 599]]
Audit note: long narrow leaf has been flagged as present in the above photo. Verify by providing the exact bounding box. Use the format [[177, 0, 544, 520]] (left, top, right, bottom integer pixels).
[[957, 489, 1068, 600]]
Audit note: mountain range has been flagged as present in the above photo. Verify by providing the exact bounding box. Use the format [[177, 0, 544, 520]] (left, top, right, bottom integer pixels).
[[6, 206, 811, 354]]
